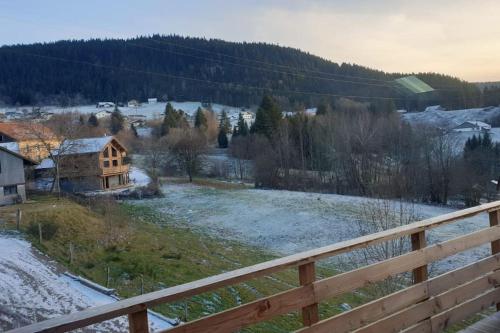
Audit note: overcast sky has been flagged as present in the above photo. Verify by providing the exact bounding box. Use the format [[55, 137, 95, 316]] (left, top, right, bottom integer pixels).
[[1, 0, 499, 82]]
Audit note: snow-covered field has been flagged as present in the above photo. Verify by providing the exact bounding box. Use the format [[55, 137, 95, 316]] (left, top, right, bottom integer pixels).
[[0, 233, 174, 332], [402, 106, 500, 130], [137, 183, 490, 274], [0, 101, 248, 121]]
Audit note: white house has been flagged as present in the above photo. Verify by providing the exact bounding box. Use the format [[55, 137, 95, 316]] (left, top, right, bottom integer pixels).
[[97, 102, 115, 108], [453, 121, 492, 132], [95, 110, 112, 119], [147, 98, 158, 104], [127, 100, 140, 108]]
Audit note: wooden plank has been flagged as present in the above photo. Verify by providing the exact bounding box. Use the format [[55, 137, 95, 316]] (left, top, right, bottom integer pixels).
[[411, 231, 428, 283], [431, 288, 500, 332], [128, 310, 149, 333], [165, 285, 315, 333], [299, 263, 319, 326], [9, 201, 500, 333], [353, 270, 500, 333], [489, 210, 500, 311], [296, 253, 500, 333], [167, 227, 500, 333], [314, 225, 500, 301], [458, 311, 500, 333]]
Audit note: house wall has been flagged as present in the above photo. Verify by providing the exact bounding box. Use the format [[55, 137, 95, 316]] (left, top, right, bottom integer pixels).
[[0, 150, 27, 205]]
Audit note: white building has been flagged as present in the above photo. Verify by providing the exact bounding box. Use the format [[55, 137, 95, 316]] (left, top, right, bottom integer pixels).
[[453, 121, 492, 132], [127, 100, 140, 108], [96, 102, 115, 108], [147, 98, 158, 104], [95, 110, 112, 119]]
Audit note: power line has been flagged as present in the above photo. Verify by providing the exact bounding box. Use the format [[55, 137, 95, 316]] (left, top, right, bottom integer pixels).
[[0, 48, 404, 101], [145, 37, 396, 84], [124, 41, 398, 89]]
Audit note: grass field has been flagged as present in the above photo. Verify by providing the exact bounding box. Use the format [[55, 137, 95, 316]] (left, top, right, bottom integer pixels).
[[0, 194, 365, 332]]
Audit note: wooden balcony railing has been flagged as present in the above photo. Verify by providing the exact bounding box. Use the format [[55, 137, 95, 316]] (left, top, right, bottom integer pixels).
[[101, 163, 130, 175], [8, 200, 500, 333]]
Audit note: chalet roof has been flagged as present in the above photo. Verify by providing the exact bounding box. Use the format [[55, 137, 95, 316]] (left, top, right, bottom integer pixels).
[[55, 136, 126, 155], [0, 145, 38, 165], [456, 121, 491, 128], [0, 142, 20, 153], [0, 122, 56, 141]]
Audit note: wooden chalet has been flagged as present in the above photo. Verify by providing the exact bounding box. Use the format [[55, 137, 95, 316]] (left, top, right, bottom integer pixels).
[[57, 136, 130, 192], [0, 122, 59, 162]]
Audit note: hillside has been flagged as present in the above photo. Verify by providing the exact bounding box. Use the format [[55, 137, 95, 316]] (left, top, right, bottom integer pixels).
[[0, 35, 482, 110]]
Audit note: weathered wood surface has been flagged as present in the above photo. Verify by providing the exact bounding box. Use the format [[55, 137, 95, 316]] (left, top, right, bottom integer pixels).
[[296, 253, 500, 333], [8, 201, 500, 333], [458, 311, 500, 333]]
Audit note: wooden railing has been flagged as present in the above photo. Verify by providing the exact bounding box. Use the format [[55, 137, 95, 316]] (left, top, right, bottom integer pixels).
[[9, 201, 500, 333]]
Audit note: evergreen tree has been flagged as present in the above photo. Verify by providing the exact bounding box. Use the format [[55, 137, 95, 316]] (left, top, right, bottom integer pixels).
[[232, 125, 239, 138], [219, 110, 231, 133], [110, 106, 124, 134], [236, 112, 249, 136], [194, 107, 208, 128], [88, 113, 99, 127], [251, 95, 282, 137], [316, 102, 332, 115], [78, 115, 85, 125], [218, 128, 228, 148], [161, 102, 187, 136]]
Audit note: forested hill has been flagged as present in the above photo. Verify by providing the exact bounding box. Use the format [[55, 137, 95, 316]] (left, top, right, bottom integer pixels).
[[0, 35, 487, 109]]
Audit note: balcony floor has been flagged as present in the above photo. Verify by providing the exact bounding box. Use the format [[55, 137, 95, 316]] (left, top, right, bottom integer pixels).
[[459, 311, 500, 333]]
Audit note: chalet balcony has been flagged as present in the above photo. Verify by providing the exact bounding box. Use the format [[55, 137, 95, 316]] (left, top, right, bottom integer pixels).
[[8, 201, 500, 333], [101, 163, 130, 176]]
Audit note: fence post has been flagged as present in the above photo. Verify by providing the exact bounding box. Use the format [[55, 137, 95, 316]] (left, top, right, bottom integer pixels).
[[16, 208, 21, 230], [411, 231, 428, 283], [128, 309, 149, 333], [489, 209, 500, 311], [298, 262, 319, 326]]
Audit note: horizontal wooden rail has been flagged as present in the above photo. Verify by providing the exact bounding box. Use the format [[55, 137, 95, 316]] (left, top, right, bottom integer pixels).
[[8, 200, 500, 333]]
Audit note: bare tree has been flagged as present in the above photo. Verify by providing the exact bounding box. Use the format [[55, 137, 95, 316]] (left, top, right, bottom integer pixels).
[[141, 136, 171, 186], [352, 199, 421, 297], [167, 128, 207, 182]]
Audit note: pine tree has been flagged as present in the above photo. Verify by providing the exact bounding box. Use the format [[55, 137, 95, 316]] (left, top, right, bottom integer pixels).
[[160, 103, 189, 136], [236, 112, 249, 136], [219, 110, 231, 133], [194, 107, 207, 128], [232, 125, 239, 138], [110, 106, 124, 134], [218, 128, 228, 148], [78, 115, 85, 125], [251, 95, 282, 137], [88, 113, 99, 127]]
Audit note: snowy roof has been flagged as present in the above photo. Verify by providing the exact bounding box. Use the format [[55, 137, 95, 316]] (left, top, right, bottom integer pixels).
[[457, 121, 491, 128], [56, 136, 122, 155], [35, 158, 55, 170], [0, 142, 20, 153]]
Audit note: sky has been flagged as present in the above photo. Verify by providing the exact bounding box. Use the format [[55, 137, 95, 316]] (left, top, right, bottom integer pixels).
[[1, 0, 499, 82]]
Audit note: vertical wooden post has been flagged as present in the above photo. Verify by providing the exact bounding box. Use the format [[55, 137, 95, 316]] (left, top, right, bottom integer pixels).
[[38, 223, 43, 244], [298, 262, 319, 326], [128, 309, 149, 333], [411, 231, 428, 284], [489, 210, 500, 311], [16, 208, 21, 230]]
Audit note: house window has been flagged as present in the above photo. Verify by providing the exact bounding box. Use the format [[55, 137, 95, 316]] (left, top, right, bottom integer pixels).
[[4, 185, 17, 196], [112, 148, 118, 157], [103, 148, 109, 158], [103, 160, 110, 168], [112, 160, 118, 167]]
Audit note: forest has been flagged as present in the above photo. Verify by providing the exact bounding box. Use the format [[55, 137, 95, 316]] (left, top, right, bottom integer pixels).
[[0, 35, 489, 110]]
